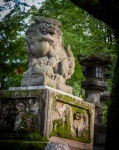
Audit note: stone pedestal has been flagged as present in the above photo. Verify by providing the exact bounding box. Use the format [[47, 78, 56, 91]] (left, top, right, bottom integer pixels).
[[93, 125, 107, 150], [0, 86, 95, 150], [21, 77, 73, 94]]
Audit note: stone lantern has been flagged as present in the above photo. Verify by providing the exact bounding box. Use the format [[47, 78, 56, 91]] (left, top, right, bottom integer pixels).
[[78, 53, 112, 125]]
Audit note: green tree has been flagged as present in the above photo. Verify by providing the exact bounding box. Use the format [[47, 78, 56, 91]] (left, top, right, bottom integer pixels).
[[0, 1, 44, 89], [0, 7, 29, 89], [35, 0, 116, 96]]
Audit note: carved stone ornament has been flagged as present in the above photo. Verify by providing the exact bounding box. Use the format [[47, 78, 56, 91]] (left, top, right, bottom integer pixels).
[[21, 16, 75, 86]]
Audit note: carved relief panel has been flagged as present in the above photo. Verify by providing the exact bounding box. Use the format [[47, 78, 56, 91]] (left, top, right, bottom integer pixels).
[[50, 100, 90, 143]]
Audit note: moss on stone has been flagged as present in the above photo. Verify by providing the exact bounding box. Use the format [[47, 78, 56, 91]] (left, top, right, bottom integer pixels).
[[0, 140, 47, 150], [50, 92, 92, 143], [50, 118, 72, 139], [57, 94, 75, 103], [0, 89, 45, 99], [50, 117, 91, 143], [24, 132, 48, 142], [0, 88, 94, 144]]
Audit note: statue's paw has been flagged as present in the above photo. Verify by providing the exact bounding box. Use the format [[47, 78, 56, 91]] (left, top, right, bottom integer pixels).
[[32, 58, 38, 66]]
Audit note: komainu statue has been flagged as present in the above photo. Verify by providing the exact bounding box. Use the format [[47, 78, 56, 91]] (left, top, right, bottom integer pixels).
[[21, 16, 75, 89]]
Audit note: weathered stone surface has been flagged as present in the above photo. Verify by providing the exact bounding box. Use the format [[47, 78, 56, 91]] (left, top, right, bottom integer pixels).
[[21, 16, 75, 87], [0, 86, 95, 150], [21, 77, 73, 94], [49, 137, 93, 150], [45, 142, 70, 150]]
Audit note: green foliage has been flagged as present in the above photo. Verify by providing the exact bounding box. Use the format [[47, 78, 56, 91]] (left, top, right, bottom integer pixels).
[[24, 132, 48, 142], [36, 0, 116, 96], [0, 140, 47, 150], [102, 101, 109, 125], [0, 6, 29, 89]]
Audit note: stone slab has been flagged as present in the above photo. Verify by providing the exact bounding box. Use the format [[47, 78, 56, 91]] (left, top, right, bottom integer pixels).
[[49, 137, 93, 150], [21, 77, 73, 94], [9, 85, 83, 101]]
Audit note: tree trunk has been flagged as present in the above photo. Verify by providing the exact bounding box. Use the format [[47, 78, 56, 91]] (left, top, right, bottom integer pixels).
[[105, 31, 119, 150]]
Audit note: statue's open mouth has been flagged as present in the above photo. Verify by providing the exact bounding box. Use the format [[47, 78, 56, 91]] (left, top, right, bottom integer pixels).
[[40, 28, 56, 35]]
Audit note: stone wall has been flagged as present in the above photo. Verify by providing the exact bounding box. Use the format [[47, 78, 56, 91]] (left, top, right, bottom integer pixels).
[[0, 86, 95, 150]]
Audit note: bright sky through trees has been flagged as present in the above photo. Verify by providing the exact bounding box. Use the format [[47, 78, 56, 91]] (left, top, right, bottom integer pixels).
[[0, 0, 45, 19]]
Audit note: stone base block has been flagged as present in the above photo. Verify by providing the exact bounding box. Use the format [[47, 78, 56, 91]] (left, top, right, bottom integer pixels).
[[49, 137, 93, 150], [0, 86, 95, 150], [21, 77, 73, 94], [45, 142, 70, 150]]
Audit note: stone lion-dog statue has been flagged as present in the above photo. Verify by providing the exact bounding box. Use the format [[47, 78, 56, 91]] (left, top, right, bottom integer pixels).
[[22, 16, 75, 86]]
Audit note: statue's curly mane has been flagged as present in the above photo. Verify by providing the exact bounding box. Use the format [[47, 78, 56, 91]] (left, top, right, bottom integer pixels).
[[26, 16, 63, 59]]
